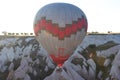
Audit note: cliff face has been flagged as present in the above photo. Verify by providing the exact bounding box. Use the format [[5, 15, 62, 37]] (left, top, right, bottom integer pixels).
[[0, 34, 120, 80]]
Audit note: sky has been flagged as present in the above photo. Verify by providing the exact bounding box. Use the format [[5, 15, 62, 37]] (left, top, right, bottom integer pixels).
[[0, 0, 120, 34]]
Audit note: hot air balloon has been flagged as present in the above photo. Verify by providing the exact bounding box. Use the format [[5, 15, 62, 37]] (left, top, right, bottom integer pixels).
[[33, 3, 88, 67]]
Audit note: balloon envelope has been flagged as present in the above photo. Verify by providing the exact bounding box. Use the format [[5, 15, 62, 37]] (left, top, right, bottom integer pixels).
[[33, 3, 88, 67]]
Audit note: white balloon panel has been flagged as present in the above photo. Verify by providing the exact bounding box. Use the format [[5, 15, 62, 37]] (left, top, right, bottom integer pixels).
[[36, 28, 86, 56]]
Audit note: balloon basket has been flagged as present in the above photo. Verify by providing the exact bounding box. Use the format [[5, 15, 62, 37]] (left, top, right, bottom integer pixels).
[[56, 66, 62, 72]]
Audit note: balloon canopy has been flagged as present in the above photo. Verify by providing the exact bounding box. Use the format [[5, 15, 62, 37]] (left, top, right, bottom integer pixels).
[[33, 3, 88, 67]]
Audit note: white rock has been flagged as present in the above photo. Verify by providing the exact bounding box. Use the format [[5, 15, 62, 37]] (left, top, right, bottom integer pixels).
[[8, 62, 14, 71], [24, 74, 31, 80]]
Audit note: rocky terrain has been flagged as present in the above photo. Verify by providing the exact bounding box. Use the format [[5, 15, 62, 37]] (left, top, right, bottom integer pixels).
[[0, 34, 120, 80]]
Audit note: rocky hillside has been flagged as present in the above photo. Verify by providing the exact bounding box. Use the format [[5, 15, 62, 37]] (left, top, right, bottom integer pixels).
[[0, 34, 120, 80]]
